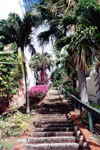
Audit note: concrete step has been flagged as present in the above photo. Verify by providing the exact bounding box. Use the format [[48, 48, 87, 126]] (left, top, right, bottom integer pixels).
[[32, 126, 78, 132], [38, 115, 72, 120], [40, 109, 72, 114], [38, 114, 66, 117], [35, 122, 74, 128], [25, 142, 89, 150], [35, 119, 73, 124], [38, 117, 68, 120], [37, 118, 72, 122], [38, 115, 68, 118], [28, 136, 76, 143], [25, 142, 80, 150], [40, 111, 71, 114], [30, 131, 75, 137]]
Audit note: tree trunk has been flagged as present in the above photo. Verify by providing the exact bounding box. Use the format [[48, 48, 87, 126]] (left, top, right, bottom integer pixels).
[[42, 46, 45, 85], [78, 60, 88, 116], [22, 50, 30, 113], [72, 74, 76, 94]]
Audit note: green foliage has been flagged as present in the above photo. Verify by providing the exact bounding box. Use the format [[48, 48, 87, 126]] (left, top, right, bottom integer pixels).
[[90, 102, 100, 110], [29, 52, 54, 83], [10, 42, 17, 51], [0, 108, 32, 139], [0, 12, 38, 53], [74, 120, 82, 125], [0, 138, 17, 150], [0, 36, 5, 50], [0, 59, 22, 98], [66, 86, 74, 94], [0, 107, 33, 150], [51, 67, 66, 85], [82, 102, 100, 123], [65, 86, 78, 97], [53, 80, 61, 87], [0, 48, 23, 111]]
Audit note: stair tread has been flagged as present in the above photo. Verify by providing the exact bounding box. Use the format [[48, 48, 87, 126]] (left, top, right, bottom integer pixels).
[[31, 131, 74, 137], [25, 142, 79, 147], [36, 120, 73, 124], [33, 126, 77, 130], [28, 136, 75, 140]]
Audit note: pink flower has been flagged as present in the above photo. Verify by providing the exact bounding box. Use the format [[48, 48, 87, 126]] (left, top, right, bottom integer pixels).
[[29, 85, 49, 100]]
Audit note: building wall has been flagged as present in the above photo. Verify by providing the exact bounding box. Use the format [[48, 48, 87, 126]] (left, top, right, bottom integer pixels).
[[94, 67, 100, 105], [86, 70, 97, 103]]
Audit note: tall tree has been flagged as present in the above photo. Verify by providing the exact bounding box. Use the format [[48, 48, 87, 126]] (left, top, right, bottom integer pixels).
[[0, 12, 38, 113], [31, 0, 75, 46], [53, 0, 100, 116], [29, 52, 54, 84]]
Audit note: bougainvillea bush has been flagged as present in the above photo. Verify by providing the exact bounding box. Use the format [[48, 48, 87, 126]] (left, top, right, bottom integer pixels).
[[29, 85, 49, 103]]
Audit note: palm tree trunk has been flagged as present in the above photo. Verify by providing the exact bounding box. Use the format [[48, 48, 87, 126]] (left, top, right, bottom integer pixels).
[[42, 46, 45, 85], [72, 74, 76, 94], [22, 50, 30, 113], [78, 60, 88, 116]]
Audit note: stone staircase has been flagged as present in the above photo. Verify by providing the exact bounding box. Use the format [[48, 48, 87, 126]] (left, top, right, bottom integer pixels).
[[24, 90, 89, 150]]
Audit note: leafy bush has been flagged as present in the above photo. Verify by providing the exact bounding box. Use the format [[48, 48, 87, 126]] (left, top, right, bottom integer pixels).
[[66, 86, 74, 94], [29, 85, 49, 103], [63, 77, 73, 87], [65, 86, 78, 96], [0, 107, 33, 150], [0, 49, 23, 113], [53, 81, 61, 87], [90, 102, 100, 109], [0, 108, 32, 139]]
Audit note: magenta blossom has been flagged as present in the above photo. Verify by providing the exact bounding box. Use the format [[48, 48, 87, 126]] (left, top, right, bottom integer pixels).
[[29, 85, 49, 101]]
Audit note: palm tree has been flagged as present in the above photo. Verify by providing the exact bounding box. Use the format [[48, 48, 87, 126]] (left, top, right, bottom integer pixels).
[[51, 68, 65, 84], [67, 0, 100, 104], [31, 0, 75, 46], [56, 52, 78, 93], [72, 0, 100, 60], [0, 12, 38, 113], [29, 52, 54, 84]]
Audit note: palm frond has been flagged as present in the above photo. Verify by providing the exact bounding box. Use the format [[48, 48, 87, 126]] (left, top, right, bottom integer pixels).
[[54, 35, 72, 51]]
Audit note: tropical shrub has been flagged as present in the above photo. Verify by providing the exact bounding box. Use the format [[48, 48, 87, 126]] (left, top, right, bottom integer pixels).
[[0, 107, 32, 149], [66, 86, 74, 94], [63, 77, 73, 87], [53, 80, 61, 87], [29, 85, 49, 103], [65, 86, 78, 98], [0, 48, 23, 113]]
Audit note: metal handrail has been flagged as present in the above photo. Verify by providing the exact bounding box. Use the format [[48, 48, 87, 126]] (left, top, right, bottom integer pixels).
[[67, 91, 100, 120], [59, 86, 100, 132]]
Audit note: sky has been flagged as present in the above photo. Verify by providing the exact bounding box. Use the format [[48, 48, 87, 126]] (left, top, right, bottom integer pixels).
[[22, 0, 39, 11], [0, 0, 25, 19]]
